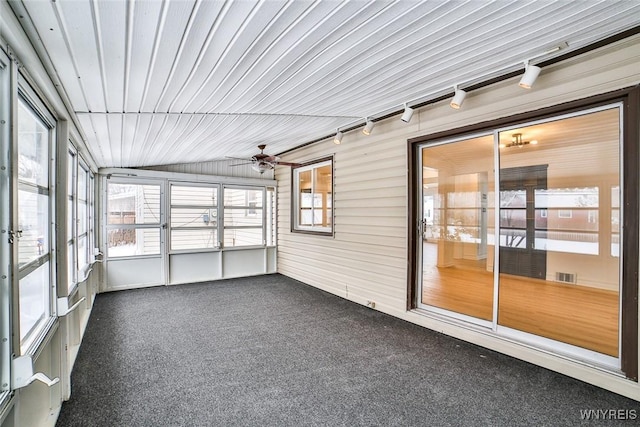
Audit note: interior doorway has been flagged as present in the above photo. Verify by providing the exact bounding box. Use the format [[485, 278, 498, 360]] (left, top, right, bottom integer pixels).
[[499, 165, 548, 280]]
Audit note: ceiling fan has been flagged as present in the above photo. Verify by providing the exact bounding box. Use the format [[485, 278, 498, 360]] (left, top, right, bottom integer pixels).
[[228, 144, 300, 174]]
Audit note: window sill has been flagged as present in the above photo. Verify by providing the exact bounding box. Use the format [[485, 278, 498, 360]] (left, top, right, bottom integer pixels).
[[21, 317, 58, 362], [291, 228, 334, 237]]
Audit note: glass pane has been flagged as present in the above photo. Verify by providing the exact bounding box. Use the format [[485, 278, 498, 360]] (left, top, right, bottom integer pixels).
[[67, 199, 74, 242], [67, 151, 74, 197], [499, 229, 526, 249], [611, 185, 620, 258], [224, 188, 262, 207], [19, 262, 50, 344], [107, 228, 160, 257], [108, 183, 160, 224], [421, 134, 494, 321], [300, 191, 312, 208], [18, 190, 49, 267], [171, 208, 217, 228], [67, 243, 76, 286], [18, 100, 49, 187], [78, 166, 88, 201], [78, 235, 87, 268], [171, 229, 217, 251], [498, 107, 620, 357], [171, 185, 217, 206], [499, 209, 526, 228], [78, 200, 87, 234], [298, 170, 311, 209], [224, 208, 262, 227], [500, 189, 526, 208], [224, 228, 262, 247], [313, 165, 332, 227], [300, 209, 312, 226]]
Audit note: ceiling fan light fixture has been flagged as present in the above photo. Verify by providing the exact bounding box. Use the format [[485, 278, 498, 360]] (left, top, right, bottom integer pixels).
[[450, 86, 466, 109], [519, 62, 542, 89], [251, 162, 272, 174], [363, 118, 375, 135], [334, 130, 343, 145], [401, 103, 414, 123]]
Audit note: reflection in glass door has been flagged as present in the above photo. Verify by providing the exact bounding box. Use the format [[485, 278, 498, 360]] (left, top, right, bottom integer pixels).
[[418, 104, 623, 366], [419, 135, 495, 323], [497, 106, 621, 360]]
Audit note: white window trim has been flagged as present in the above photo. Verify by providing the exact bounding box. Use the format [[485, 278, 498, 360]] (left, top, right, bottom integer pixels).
[[292, 158, 333, 234]]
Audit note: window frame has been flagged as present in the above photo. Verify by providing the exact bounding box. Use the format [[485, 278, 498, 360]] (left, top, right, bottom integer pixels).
[[15, 80, 57, 356], [222, 185, 266, 249], [168, 182, 220, 253], [291, 157, 334, 236], [105, 178, 164, 259], [77, 159, 90, 275], [408, 87, 639, 380], [67, 147, 77, 289]]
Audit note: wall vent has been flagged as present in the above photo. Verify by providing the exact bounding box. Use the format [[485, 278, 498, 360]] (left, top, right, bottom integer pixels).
[[555, 272, 577, 284]]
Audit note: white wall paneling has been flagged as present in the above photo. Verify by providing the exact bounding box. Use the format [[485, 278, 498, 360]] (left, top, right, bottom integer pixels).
[[276, 34, 640, 400]]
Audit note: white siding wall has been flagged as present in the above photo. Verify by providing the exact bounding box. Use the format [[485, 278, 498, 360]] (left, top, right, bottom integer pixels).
[[276, 34, 640, 400]]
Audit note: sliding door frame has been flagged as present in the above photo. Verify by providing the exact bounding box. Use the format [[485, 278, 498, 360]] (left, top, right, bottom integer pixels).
[[408, 86, 639, 380]]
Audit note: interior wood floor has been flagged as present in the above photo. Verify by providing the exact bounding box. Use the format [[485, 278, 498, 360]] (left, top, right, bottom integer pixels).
[[422, 242, 619, 357]]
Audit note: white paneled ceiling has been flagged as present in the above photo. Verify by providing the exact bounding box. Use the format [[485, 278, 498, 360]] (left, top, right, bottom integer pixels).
[[11, 0, 640, 168]]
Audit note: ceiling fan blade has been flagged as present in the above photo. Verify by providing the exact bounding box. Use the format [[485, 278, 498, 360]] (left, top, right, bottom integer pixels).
[[225, 156, 253, 161], [275, 161, 301, 167], [230, 162, 254, 167]]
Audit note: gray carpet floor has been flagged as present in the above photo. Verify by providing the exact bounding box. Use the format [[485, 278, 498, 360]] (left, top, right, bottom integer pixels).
[[56, 274, 638, 426]]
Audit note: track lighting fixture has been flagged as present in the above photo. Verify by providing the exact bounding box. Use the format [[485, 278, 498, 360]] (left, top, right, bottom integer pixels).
[[519, 61, 541, 89], [363, 118, 375, 135], [401, 103, 414, 123], [450, 86, 466, 109], [334, 130, 343, 145]]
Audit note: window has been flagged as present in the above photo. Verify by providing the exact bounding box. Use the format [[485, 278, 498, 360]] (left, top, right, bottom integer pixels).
[[170, 184, 218, 251], [77, 162, 90, 270], [67, 149, 76, 288], [558, 209, 573, 219], [17, 93, 56, 354], [223, 187, 264, 247], [89, 172, 95, 262], [67, 150, 94, 290], [292, 158, 333, 234]]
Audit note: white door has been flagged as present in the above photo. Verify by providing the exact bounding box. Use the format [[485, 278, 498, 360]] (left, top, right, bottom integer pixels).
[[104, 178, 166, 290]]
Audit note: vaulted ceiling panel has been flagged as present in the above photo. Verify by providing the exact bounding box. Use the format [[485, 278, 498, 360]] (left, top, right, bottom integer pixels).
[[125, 0, 164, 112], [93, 0, 127, 112], [55, 0, 105, 112], [150, 0, 227, 113], [21, 0, 89, 111], [13, 0, 640, 168], [138, 1, 195, 113]]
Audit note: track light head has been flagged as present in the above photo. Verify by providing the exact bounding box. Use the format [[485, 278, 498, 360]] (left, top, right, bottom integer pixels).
[[450, 86, 466, 109], [363, 118, 375, 135], [401, 104, 414, 123], [519, 62, 541, 89], [334, 130, 343, 145]]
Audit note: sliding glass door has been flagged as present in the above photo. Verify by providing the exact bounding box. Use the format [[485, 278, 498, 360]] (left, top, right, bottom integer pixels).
[[419, 134, 495, 325], [496, 107, 620, 363], [418, 104, 622, 367]]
